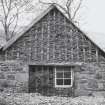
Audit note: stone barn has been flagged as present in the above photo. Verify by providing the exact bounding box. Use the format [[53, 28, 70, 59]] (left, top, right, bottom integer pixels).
[[0, 4, 105, 97]]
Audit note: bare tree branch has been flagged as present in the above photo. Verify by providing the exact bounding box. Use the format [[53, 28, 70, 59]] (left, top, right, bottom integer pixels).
[[72, 0, 82, 20], [11, 4, 19, 38], [4, 0, 9, 9], [6, 1, 12, 20], [39, 0, 68, 15], [0, 0, 13, 40], [0, 0, 33, 41], [7, 14, 17, 28], [39, 0, 83, 23], [1, 0, 6, 17], [66, 0, 73, 8], [0, 19, 5, 29]]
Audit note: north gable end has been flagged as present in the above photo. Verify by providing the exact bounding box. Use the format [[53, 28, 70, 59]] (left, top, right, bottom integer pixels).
[[4, 6, 105, 63]]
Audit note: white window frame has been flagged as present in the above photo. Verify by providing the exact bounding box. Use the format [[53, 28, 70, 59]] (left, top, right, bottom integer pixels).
[[55, 66, 73, 88]]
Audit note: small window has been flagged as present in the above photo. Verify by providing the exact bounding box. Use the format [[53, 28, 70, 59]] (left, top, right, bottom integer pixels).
[[55, 67, 73, 88]]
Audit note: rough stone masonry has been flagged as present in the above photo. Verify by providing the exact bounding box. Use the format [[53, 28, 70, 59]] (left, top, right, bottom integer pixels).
[[0, 6, 105, 96]]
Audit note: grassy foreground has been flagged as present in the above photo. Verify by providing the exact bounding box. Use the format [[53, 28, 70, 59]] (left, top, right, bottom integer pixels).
[[0, 92, 105, 105]]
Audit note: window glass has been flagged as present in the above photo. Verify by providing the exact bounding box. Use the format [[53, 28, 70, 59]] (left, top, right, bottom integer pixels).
[[64, 67, 70, 72], [56, 79, 63, 85], [64, 79, 71, 85], [56, 67, 64, 72], [55, 67, 73, 87], [56, 72, 63, 78], [64, 72, 71, 78]]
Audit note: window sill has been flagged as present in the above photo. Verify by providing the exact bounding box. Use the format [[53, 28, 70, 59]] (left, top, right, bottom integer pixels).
[[55, 85, 72, 88]]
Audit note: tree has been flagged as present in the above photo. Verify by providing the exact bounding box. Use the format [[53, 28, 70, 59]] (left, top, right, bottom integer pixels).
[[0, 0, 33, 41], [39, 0, 83, 24]]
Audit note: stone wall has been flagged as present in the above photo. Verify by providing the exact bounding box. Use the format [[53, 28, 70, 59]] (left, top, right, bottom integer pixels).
[[0, 61, 28, 93], [0, 61, 105, 97], [0, 7, 105, 97], [74, 62, 105, 97]]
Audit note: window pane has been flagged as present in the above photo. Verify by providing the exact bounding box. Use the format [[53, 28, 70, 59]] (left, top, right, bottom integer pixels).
[[64, 79, 71, 85], [37, 66, 42, 73], [64, 67, 70, 72], [49, 67, 53, 74], [43, 66, 48, 71], [56, 79, 63, 85], [56, 72, 63, 78], [56, 67, 64, 72], [64, 72, 71, 78], [49, 66, 53, 71]]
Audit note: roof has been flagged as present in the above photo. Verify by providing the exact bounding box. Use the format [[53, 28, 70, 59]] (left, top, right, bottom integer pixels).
[[2, 4, 105, 54]]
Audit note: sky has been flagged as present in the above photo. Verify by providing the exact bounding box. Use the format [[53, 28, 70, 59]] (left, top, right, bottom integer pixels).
[[79, 0, 105, 50], [80, 0, 105, 34]]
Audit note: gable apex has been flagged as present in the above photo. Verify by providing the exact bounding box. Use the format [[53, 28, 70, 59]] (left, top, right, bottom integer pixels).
[[2, 4, 105, 55]]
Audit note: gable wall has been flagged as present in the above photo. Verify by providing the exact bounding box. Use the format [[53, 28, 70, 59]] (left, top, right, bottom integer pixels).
[[4, 8, 105, 63]]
